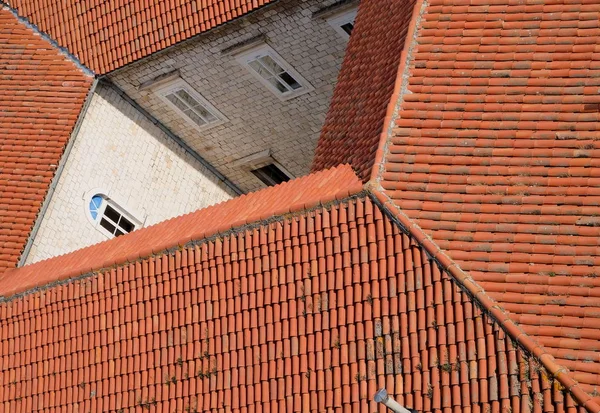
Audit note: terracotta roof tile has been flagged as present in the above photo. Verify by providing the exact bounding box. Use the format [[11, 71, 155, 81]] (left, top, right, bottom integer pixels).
[[0, 164, 363, 297], [0, 6, 93, 273], [1, 0, 598, 410], [311, 0, 418, 181], [5, 0, 276, 74], [374, 0, 600, 397], [0, 193, 585, 412]]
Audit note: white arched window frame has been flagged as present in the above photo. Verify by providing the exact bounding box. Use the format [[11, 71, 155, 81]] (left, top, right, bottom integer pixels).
[[85, 191, 143, 238]]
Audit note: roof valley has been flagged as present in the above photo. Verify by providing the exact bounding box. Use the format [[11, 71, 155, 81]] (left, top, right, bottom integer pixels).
[[371, 0, 600, 400], [369, 188, 600, 413]]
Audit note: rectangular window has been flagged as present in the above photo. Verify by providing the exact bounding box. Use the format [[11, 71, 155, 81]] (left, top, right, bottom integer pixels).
[[247, 55, 302, 94], [89, 194, 139, 238], [340, 22, 354, 35], [251, 163, 291, 187], [100, 204, 135, 237], [155, 79, 226, 131], [327, 8, 358, 40], [164, 89, 218, 126], [235, 44, 313, 100]]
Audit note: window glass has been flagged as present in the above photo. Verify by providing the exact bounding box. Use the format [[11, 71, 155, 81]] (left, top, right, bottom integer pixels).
[[119, 218, 135, 233], [164, 89, 218, 127], [100, 218, 116, 234], [279, 72, 301, 90], [157, 81, 225, 130], [244, 51, 307, 95], [327, 8, 358, 40], [104, 205, 121, 223], [247, 55, 303, 94], [89, 195, 103, 220], [259, 55, 285, 75], [341, 22, 354, 35], [88, 194, 138, 238], [251, 164, 291, 186]]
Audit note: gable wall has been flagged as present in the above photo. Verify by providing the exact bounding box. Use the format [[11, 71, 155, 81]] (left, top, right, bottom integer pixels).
[[109, 0, 352, 193], [24, 83, 234, 264]]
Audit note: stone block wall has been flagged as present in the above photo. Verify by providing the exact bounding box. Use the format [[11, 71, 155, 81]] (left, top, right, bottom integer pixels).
[[109, 0, 353, 192], [25, 83, 235, 264]]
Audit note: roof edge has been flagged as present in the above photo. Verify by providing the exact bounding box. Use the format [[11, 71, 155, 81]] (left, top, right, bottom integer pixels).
[[368, 0, 427, 183], [0, 2, 94, 77], [17, 79, 100, 267], [0, 165, 364, 300], [369, 187, 600, 413], [101, 1, 280, 76]]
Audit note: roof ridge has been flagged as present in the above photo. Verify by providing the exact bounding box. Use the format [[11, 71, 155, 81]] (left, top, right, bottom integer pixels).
[[0, 165, 363, 300], [0, 2, 94, 77], [369, 0, 425, 184], [369, 187, 600, 413]]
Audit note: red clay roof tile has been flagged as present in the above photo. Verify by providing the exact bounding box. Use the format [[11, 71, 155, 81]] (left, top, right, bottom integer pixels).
[[0, 6, 93, 273], [2, 0, 599, 410], [0, 188, 585, 412], [372, 0, 600, 398], [312, 0, 419, 181], [5, 0, 276, 74], [0, 164, 362, 298]]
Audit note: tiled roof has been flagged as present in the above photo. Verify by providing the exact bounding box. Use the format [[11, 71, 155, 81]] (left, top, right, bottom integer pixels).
[[1, 0, 599, 410], [0, 184, 590, 412], [375, 0, 600, 396], [0, 164, 362, 297], [0, 7, 93, 273], [311, 0, 418, 181], [5, 0, 276, 74]]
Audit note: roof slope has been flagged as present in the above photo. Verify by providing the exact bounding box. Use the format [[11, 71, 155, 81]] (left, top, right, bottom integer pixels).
[[4, 0, 275, 74], [377, 0, 600, 395], [311, 0, 418, 181], [0, 7, 92, 273], [0, 184, 585, 412], [0, 164, 362, 297]]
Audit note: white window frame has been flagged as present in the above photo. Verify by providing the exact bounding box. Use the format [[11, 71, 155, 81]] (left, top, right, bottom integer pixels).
[[84, 191, 143, 239], [250, 161, 294, 187], [232, 149, 295, 187], [154, 78, 227, 132], [235, 44, 313, 101], [326, 7, 357, 40]]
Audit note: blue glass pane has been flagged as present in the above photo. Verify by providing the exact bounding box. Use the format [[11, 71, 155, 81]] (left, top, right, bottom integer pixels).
[[91, 195, 103, 209], [89, 195, 103, 221]]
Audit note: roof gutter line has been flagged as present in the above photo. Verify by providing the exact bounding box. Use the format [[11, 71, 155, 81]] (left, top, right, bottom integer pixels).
[[368, 0, 427, 184], [18, 78, 100, 267], [368, 187, 600, 413], [97, 78, 243, 196], [100, 1, 280, 77]]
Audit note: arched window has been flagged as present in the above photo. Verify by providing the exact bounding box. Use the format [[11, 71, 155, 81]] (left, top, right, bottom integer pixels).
[[88, 194, 138, 237]]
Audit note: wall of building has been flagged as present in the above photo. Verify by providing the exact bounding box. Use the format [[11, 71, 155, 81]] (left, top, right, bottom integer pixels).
[[25, 83, 235, 264], [109, 0, 354, 192]]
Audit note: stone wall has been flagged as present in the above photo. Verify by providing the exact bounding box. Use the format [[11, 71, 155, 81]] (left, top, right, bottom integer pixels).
[[25, 83, 235, 264], [109, 0, 354, 192]]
